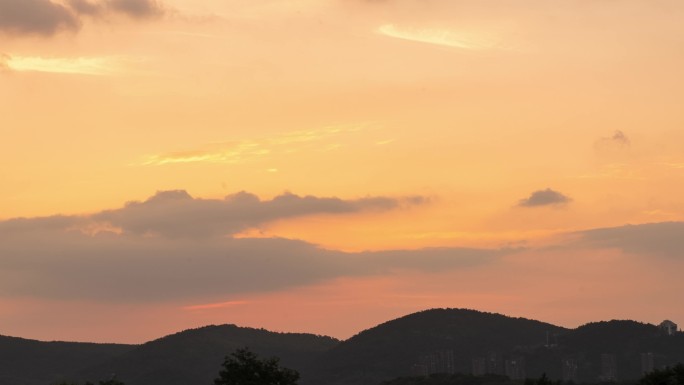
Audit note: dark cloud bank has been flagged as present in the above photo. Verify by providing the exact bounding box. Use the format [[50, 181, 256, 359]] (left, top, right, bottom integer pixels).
[[0, 0, 164, 36], [0, 0, 79, 36], [576, 222, 684, 259], [0, 190, 502, 303], [1, 190, 680, 304]]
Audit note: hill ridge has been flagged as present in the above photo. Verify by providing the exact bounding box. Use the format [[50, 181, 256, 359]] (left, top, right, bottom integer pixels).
[[0, 308, 682, 385]]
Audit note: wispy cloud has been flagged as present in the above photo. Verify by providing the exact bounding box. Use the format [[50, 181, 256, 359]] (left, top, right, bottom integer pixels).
[[183, 300, 249, 311], [594, 130, 631, 152], [140, 124, 369, 166], [5, 55, 132, 75], [573, 163, 644, 180], [657, 162, 684, 170], [377, 24, 499, 50]]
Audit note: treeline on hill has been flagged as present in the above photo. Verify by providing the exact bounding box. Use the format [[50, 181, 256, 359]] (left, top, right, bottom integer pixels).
[[2, 309, 683, 385], [54, 347, 300, 385], [304, 310, 684, 385], [54, 363, 684, 385], [380, 364, 684, 385]]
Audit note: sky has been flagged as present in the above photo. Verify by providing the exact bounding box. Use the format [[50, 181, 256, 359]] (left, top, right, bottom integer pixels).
[[1, 0, 684, 344]]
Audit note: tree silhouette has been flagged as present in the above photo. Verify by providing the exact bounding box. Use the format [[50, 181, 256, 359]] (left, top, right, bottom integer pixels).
[[54, 380, 122, 385], [638, 364, 684, 385], [214, 347, 300, 385]]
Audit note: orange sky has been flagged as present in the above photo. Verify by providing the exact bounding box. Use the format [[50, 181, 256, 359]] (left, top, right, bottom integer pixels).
[[1, 0, 684, 343]]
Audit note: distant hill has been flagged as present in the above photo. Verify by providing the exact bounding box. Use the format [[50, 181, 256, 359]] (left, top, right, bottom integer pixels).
[[77, 324, 339, 385], [306, 308, 568, 385], [371, 319, 684, 385], [305, 310, 684, 385], [0, 334, 134, 385], [525, 320, 684, 381], [0, 309, 682, 385]]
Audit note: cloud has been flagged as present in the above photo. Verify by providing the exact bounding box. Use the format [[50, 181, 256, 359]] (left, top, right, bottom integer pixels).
[[69, 0, 164, 19], [92, 190, 416, 238], [106, 0, 163, 19], [140, 125, 366, 166], [0, 190, 502, 303], [67, 0, 103, 15], [377, 24, 499, 50], [0, 0, 165, 37], [575, 222, 684, 259], [517, 188, 571, 207], [0, 0, 80, 36], [595, 130, 631, 151], [4, 55, 130, 75]]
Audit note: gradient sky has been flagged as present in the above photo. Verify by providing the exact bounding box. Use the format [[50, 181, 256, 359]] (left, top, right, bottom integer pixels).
[[2, 0, 684, 343]]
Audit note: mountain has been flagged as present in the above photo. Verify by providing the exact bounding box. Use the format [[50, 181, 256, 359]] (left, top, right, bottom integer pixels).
[[77, 324, 339, 385], [306, 310, 683, 385], [306, 308, 568, 385], [541, 320, 684, 380], [1, 309, 682, 385], [0, 334, 134, 385]]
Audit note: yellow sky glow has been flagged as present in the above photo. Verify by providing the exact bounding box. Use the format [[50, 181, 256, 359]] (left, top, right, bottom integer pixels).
[[377, 24, 497, 50], [5, 55, 131, 76]]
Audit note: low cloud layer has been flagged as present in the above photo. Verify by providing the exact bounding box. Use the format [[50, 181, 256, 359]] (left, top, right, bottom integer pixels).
[[91, 190, 421, 238], [576, 222, 684, 259], [0, 0, 164, 37], [69, 0, 164, 19], [0, 190, 500, 303], [518, 188, 571, 207]]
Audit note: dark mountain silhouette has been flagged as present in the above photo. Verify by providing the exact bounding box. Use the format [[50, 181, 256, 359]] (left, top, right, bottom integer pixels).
[[305, 308, 568, 385], [0, 309, 682, 385], [526, 320, 684, 381], [77, 324, 339, 385], [0, 334, 134, 385], [306, 311, 684, 385]]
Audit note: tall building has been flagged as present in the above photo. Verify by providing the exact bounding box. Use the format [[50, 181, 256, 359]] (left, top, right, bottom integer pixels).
[[562, 358, 579, 383], [414, 350, 455, 376], [410, 363, 429, 377], [472, 357, 487, 376], [435, 350, 456, 374], [600, 354, 617, 382], [505, 357, 526, 380], [641, 353, 655, 375], [487, 352, 504, 375], [659, 320, 678, 336]]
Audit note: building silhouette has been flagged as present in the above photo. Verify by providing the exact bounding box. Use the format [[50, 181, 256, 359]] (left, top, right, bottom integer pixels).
[[410, 363, 429, 377], [486, 352, 504, 375], [472, 357, 486, 376], [505, 357, 526, 380], [600, 354, 617, 382], [412, 350, 455, 376], [562, 358, 579, 383], [641, 353, 654, 375], [659, 320, 678, 336]]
